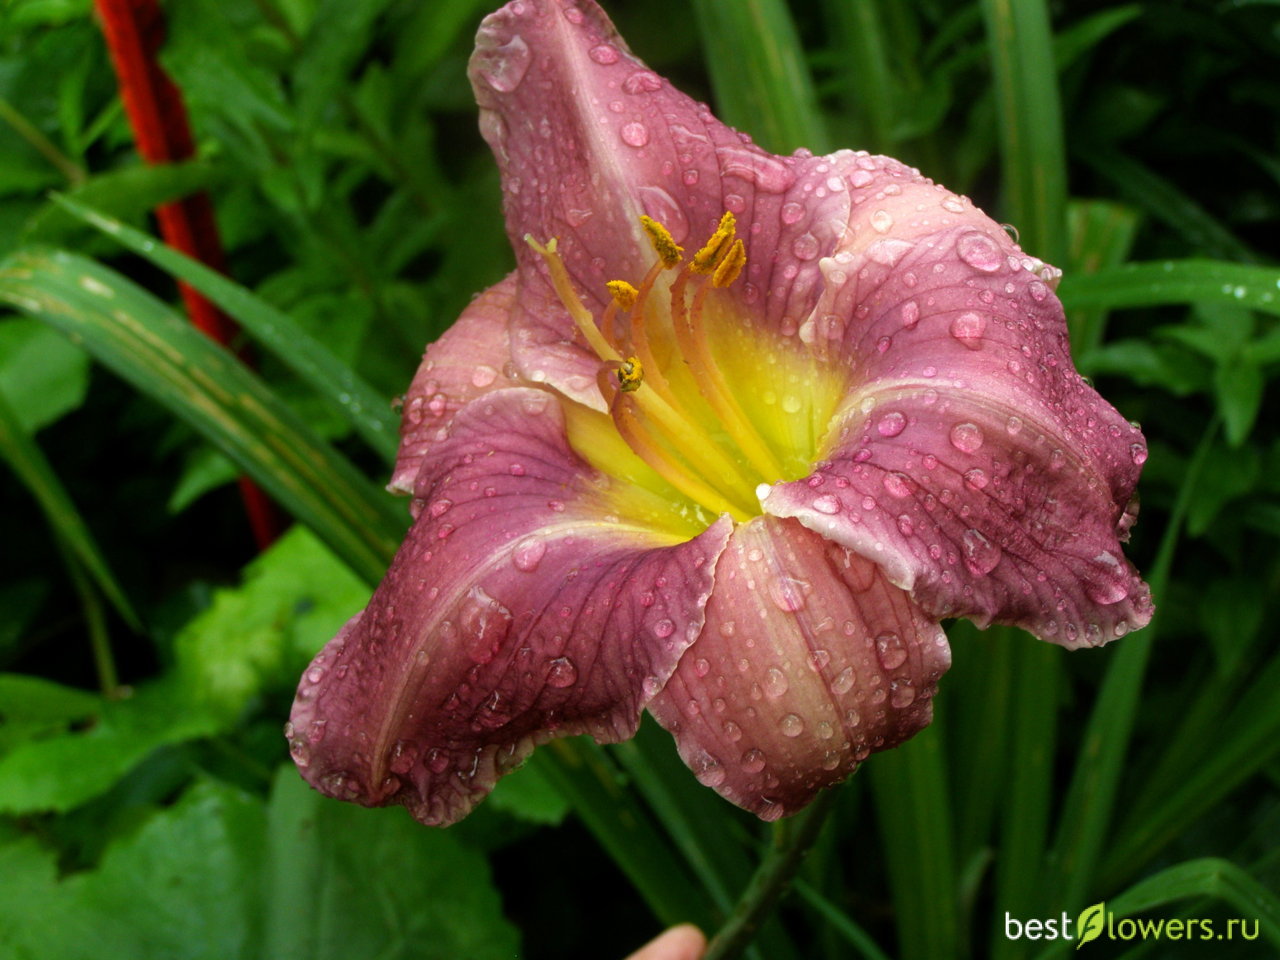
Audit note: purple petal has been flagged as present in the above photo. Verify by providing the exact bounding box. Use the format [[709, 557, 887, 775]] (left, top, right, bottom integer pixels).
[[392, 273, 519, 493], [469, 0, 810, 405], [291, 387, 731, 825], [649, 516, 949, 820], [760, 218, 1152, 646]]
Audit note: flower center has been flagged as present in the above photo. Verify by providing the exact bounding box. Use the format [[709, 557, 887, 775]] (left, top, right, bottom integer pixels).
[[528, 213, 841, 529]]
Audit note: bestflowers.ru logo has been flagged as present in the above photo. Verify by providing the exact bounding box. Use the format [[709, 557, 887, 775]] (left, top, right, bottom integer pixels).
[[1003, 902, 1261, 947]]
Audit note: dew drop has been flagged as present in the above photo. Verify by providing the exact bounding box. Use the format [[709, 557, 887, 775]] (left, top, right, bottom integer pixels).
[[901, 301, 920, 329], [792, 232, 819, 261], [1005, 415, 1024, 435], [962, 528, 1002, 575], [512, 537, 547, 572], [429, 498, 452, 518], [769, 577, 810, 612], [589, 43, 619, 64], [832, 666, 856, 694], [622, 70, 662, 94], [875, 632, 908, 670], [870, 209, 893, 233], [741, 748, 767, 773], [949, 311, 987, 349], [866, 238, 913, 266], [890, 680, 917, 708], [764, 667, 789, 698], [956, 231, 1003, 272], [715, 145, 796, 193], [653, 618, 676, 639], [878, 411, 907, 437], [781, 201, 805, 225], [963, 467, 989, 490], [1130, 442, 1148, 465], [949, 422, 985, 454], [882, 472, 915, 498], [813, 494, 841, 514], [476, 34, 531, 93], [546, 656, 579, 688], [779, 714, 805, 738], [620, 122, 649, 147]]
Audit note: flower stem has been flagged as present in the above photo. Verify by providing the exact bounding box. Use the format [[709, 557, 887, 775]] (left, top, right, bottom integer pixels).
[[704, 787, 840, 960]]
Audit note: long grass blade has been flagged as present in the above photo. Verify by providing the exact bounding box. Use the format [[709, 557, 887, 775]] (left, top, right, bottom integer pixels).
[[0, 385, 140, 631], [689, 0, 827, 154], [1046, 420, 1217, 915], [869, 721, 959, 960], [980, 0, 1068, 267], [51, 194, 400, 463], [0, 247, 403, 585], [1058, 259, 1280, 317], [1064, 199, 1141, 355]]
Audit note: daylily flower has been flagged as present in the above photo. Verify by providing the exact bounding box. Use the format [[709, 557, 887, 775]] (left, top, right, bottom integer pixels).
[[287, 0, 1152, 826]]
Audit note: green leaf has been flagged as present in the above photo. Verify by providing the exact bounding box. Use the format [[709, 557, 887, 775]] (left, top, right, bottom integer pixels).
[[1059, 259, 1280, 317], [0, 781, 266, 960], [0, 384, 140, 630], [689, 0, 827, 154], [50, 195, 400, 463], [1213, 359, 1264, 446], [265, 768, 521, 959], [0, 528, 366, 814], [167, 444, 241, 514], [1064, 199, 1140, 354], [981, 0, 1068, 267], [0, 317, 89, 431], [0, 246, 403, 584]]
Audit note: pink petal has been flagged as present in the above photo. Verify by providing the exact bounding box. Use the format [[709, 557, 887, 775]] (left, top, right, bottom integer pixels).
[[391, 273, 519, 493], [648, 516, 949, 820], [470, 0, 808, 405], [760, 216, 1152, 646], [290, 387, 731, 825]]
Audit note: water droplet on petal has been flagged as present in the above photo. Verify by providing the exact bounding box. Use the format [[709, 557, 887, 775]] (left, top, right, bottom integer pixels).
[[546, 656, 579, 688], [875, 632, 908, 670], [653, 618, 676, 639], [620, 122, 649, 147], [901, 301, 920, 329], [622, 70, 662, 94], [1130, 442, 1148, 465], [949, 422, 985, 453], [957, 231, 1003, 272], [832, 666, 856, 694], [512, 537, 547, 572], [890, 680, 917, 708], [589, 43, 619, 64], [476, 34, 531, 93], [866, 238, 913, 266], [781, 201, 805, 224], [813, 494, 841, 514], [1005, 416, 1024, 435], [389, 739, 419, 774], [882, 472, 915, 498], [870, 209, 893, 233], [792, 232, 819, 261], [715, 145, 796, 193], [949, 311, 987, 349], [962, 528, 1002, 575], [741, 748, 767, 773], [964, 467, 989, 489], [878, 411, 907, 437], [769, 577, 810, 612], [764, 667, 789, 698], [429, 498, 453, 518], [779, 714, 804, 737]]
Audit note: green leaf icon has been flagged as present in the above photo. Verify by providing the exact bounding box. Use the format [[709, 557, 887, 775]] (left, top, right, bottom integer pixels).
[[1076, 901, 1106, 949]]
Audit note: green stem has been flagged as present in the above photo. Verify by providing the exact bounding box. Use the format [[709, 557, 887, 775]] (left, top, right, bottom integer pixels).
[[704, 787, 840, 960], [57, 537, 122, 699]]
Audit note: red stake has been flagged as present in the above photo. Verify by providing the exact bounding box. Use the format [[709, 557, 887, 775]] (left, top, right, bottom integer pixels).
[[94, 0, 282, 550]]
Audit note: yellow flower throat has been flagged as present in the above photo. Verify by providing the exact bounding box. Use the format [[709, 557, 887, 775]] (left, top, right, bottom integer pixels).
[[527, 212, 841, 534]]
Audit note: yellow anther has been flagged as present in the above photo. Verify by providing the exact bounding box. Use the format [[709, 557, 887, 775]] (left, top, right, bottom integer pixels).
[[617, 356, 644, 392], [691, 211, 737, 274], [711, 238, 747, 288], [607, 279, 639, 310], [640, 215, 684, 268]]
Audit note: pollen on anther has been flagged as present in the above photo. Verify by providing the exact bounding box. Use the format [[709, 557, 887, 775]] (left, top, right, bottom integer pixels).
[[617, 355, 644, 392], [712, 238, 747, 287], [692, 211, 737, 274], [606, 279, 639, 309], [640, 215, 683, 267]]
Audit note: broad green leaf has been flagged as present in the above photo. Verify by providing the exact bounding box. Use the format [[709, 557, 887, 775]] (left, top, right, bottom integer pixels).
[[265, 768, 521, 960], [0, 528, 366, 814], [0, 246, 403, 584], [484, 753, 569, 825], [0, 317, 89, 431], [51, 195, 400, 463], [690, 0, 827, 155], [1213, 359, 1264, 446], [167, 444, 240, 514]]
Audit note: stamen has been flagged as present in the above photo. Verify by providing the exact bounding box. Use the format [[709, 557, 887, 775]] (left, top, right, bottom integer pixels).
[[691, 211, 736, 274], [615, 401, 752, 521], [617, 356, 644, 392], [525, 235, 621, 364], [671, 267, 785, 482], [606, 280, 639, 310], [712, 238, 746, 288], [640, 215, 684, 268]]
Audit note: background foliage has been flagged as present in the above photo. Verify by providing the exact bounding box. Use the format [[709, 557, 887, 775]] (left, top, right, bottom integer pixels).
[[1, 0, 1279, 957]]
